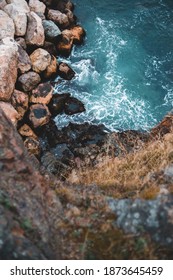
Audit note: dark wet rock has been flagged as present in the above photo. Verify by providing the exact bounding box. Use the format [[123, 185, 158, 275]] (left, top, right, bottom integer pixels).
[[43, 41, 57, 56], [52, 0, 74, 12], [29, 104, 51, 128], [18, 71, 41, 92], [42, 20, 61, 41], [108, 194, 173, 247], [58, 62, 75, 80], [44, 55, 58, 78], [56, 33, 73, 57], [30, 82, 53, 105], [24, 137, 41, 157], [64, 96, 85, 115], [17, 45, 32, 74], [0, 108, 62, 259], [11, 89, 29, 120], [18, 124, 38, 139], [41, 151, 70, 179], [47, 9, 70, 29], [48, 93, 70, 116]]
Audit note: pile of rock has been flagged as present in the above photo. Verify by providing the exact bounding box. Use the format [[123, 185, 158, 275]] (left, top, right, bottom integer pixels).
[[0, 0, 86, 158]]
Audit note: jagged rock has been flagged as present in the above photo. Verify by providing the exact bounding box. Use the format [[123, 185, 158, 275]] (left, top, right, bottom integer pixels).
[[29, 0, 46, 15], [0, 108, 62, 259], [58, 62, 75, 80], [56, 33, 73, 57], [11, 89, 28, 120], [47, 9, 70, 29], [0, 102, 19, 125], [0, 0, 7, 9], [43, 41, 57, 56], [18, 71, 41, 92], [62, 26, 86, 45], [0, 39, 18, 101], [53, 0, 74, 12], [29, 104, 51, 128], [17, 45, 32, 74], [18, 124, 37, 139], [6, 0, 30, 12], [42, 20, 61, 41], [48, 93, 70, 116], [24, 137, 41, 157], [30, 48, 51, 73], [0, 10, 15, 40], [64, 97, 85, 115], [30, 82, 53, 104], [15, 37, 27, 49], [44, 55, 58, 78], [25, 12, 45, 46], [4, 3, 27, 36]]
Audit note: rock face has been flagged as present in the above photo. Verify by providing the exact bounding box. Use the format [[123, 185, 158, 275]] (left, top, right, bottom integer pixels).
[[29, 104, 51, 128], [0, 108, 62, 259], [30, 82, 53, 104], [18, 71, 41, 92], [42, 20, 61, 41], [0, 39, 18, 101], [0, 10, 15, 40], [47, 9, 70, 29], [58, 62, 75, 80], [108, 194, 173, 247], [11, 89, 29, 120], [4, 3, 28, 36], [0, 102, 19, 125], [30, 48, 51, 73], [25, 12, 45, 46]]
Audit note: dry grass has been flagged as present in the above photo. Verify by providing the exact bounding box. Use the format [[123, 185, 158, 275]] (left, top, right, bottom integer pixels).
[[68, 131, 173, 199]]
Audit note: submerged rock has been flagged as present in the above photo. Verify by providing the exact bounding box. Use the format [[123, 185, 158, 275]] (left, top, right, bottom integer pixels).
[[48, 93, 70, 116], [64, 96, 85, 115]]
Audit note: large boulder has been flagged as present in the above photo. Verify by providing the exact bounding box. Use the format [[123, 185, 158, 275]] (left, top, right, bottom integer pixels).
[[44, 55, 58, 78], [0, 0, 7, 9], [47, 9, 70, 29], [28, 0, 46, 15], [30, 48, 51, 73], [0, 102, 19, 125], [53, 0, 74, 12], [30, 82, 53, 104], [56, 32, 73, 57], [18, 71, 41, 92], [42, 20, 61, 41], [17, 45, 32, 74], [0, 39, 18, 101], [4, 3, 28, 36], [25, 12, 45, 46], [6, 0, 30, 12], [29, 104, 51, 128], [11, 89, 29, 120], [0, 10, 15, 40], [62, 26, 86, 45]]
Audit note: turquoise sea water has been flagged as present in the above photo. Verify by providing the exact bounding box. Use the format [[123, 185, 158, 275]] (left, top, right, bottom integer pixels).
[[55, 0, 173, 131]]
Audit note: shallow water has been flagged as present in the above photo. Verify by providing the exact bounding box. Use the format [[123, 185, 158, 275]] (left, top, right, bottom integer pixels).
[[54, 0, 173, 131]]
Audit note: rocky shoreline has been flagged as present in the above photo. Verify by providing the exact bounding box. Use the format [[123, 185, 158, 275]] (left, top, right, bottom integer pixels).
[[1, 0, 173, 260]]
